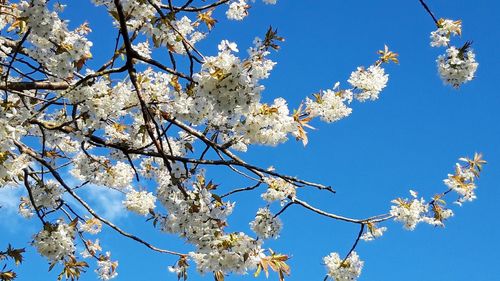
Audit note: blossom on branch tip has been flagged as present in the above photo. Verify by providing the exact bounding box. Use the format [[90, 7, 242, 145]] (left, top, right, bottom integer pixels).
[[324, 251, 363, 281], [437, 45, 478, 88], [430, 18, 462, 47], [95, 252, 118, 280]]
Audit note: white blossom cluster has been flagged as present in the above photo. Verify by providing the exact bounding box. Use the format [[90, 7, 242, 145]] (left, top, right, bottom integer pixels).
[[18, 197, 34, 218], [226, 0, 277, 21], [146, 16, 205, 54], [80, 239, 102, 259], [0, 38, 13, 59], [123, 190, 157, 216], [391, 155, 484, 230], [70, 67, 196, 149], [425, 205, 454, 227], [173, 40, 298, 150], [19, 0, 93, 79], [69, 79, 135, 131], [189, 42, 263, 125], [227, 0, 249, 20], [43, 130, 80, 153], [250, 208, 282, 239], [133, 41, 152, 59], [305, 84, 353, 123], [348, 65, 389, 101], [323, 251, 363, 281], [360, 225, 387, 241], [236, 98, 295, 147], [390, 190, 428, 230], [305, 59, 391, 125], [33, 221, 76, 262], [247, 37, 278, 80], [430, 18, 478, 87], [189, 232, 264, 274], [95, 252, 118, 280], [91, 0, 204, 55], [0, 9, 16, 65], [0, 3, 17, 31], [153, 171, 266, 274], [79, 218, 103, 235], [437, 46, 478, 88], [157, 177, 228, 238], [70, 153, 134, 189], [443, 159, 480, 205], [261, 177, 296, 202], [0, 150, 30, 188], [430, 19, 462, 47], [29, 179, 64, 209], [189, 40, 274, 124], [390, 190, 454, 230], [0, 95, 31, 187], [0, 1, 485, 280]]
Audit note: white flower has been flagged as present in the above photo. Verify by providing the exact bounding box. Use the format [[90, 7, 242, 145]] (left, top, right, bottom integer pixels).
[[226, 0, 248, 20], [348, 65, 388, 101], [437, 46, 478, 88], [123, 190, 156, 215], [261, 177, 296, 202], [218, 40, 239, 53], [430, 19, 462, 47], [142, 16, 204, 54], [18, 0, 93, 80], [360, 225, 387, 241], [237, 99, 295, 146], [390, 190, 428, 230], [79, 218, 102, 234], [70, 153, 134, 189], [95, 252, 118, 280], [0, 153, 30, 187], [250, 208, 282, 239], [0, 38, 13, 59], [33, 221, 76, 262], [133, 41, 151, 59], [305, 88, 352, 123], [324, 251, 363, 281], [430, 31, 450, 48], [443, 162, 478, 205], [18, 197, 34, 218], [80, 239, 102, 258], [30, 180, 64, 209], [189, 232, 264, 274], [422, 207, 454, 226]]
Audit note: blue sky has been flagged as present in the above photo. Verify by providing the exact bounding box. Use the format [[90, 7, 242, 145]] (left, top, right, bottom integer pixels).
[[1, 0, 499, 280]]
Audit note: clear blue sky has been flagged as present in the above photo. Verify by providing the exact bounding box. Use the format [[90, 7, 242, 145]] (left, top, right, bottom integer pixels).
[[1, 1, 499, 280]]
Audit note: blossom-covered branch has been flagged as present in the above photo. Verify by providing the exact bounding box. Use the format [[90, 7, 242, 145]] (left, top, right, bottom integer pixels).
[[0, 0, 484, 280]]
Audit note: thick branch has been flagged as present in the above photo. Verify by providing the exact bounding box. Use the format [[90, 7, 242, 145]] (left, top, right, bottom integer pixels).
[[0, 80, 69, 91]]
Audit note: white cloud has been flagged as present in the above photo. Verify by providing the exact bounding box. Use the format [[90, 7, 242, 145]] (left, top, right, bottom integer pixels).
[[81, 185, 127, 221], [0, 177, 127, 233], [0, 186, 35, 233], [62, 175, 128, 221], [0, 186, 23, 214]]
